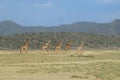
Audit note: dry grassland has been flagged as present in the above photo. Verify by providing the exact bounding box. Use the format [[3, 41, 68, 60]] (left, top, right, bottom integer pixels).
[[0, 49, 120, 80]]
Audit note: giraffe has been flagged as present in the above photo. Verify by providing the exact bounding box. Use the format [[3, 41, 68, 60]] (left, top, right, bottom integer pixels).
[[55, 41, 63, 52], [20, 39, 30, 53], [65, 40, 72, 52], [78, 41, 84, 55], [42, 40, 51, 52]]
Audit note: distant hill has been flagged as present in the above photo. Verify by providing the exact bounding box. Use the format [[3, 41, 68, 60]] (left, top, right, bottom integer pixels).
[[0, 19, 120, 35]]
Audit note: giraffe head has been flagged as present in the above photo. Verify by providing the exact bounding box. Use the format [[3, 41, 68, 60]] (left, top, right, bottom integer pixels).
[[46, 40, 51, 45]]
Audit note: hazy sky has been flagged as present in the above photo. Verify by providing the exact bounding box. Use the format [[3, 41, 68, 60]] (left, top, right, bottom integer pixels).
[[0, 0, 120, 26]]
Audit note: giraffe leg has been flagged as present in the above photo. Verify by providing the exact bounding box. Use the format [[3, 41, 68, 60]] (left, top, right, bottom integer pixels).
[[42, 47, 45, 53], [65, 48, 68, 52], [25, 48, 28, 53], [20, 48, 21, 53], [80, 49, 83, 55], [56, 48, 59, 54], [46, 48, 48, 52], [55, 48, 57, 53], [67, 48, 70, 53], [79, 49, 82, 56], [43, 47, 48, 54], [58, 47, 61, 54], [65, 48, 68, 54], [20, 47, 23, 53], [47, 47, 50, 54]]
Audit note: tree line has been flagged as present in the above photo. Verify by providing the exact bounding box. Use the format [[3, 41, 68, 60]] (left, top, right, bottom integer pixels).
[[0, 32, 120, 50]]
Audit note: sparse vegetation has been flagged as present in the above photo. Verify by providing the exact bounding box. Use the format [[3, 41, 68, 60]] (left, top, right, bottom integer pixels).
[[15, 62, 120, 80], [0, 50, 120, 80], [71, 75, 89, 79]]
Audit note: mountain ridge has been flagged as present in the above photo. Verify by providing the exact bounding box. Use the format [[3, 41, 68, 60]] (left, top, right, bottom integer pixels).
[[0, 19, 120, 35]]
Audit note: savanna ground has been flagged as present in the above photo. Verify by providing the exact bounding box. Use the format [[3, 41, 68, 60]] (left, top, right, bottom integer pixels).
[[0, 49, 120, 80]]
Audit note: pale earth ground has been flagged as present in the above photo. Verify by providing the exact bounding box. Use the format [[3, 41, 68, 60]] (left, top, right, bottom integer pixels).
[[0, 49, 120, 80]]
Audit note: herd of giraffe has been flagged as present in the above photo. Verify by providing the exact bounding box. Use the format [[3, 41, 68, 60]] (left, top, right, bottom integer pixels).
[[20, 39, 84, 55]]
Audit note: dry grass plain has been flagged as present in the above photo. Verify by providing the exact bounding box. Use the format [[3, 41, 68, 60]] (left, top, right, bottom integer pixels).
[[0, 49, 120, 80]]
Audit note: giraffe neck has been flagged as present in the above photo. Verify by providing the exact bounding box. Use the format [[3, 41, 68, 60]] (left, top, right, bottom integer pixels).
[[68, 42, 71, 45], [46, 41, 51, 45], [23, 40, 29, 46]]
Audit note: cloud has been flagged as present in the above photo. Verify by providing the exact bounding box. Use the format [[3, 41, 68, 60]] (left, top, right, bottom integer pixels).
[[32, 2, 54, 9]]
